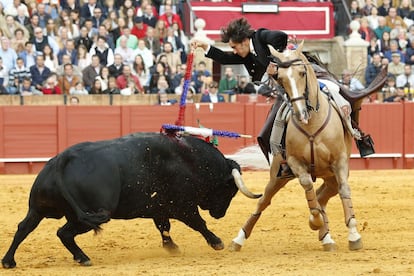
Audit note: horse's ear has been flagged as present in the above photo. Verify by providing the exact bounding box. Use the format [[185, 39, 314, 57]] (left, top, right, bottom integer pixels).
[[295, 40, 305, 54], [268, 45, 283, 59]]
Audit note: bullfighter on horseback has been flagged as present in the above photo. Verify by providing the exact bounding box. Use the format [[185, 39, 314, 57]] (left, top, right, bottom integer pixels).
[[191, 18, 380, 178]]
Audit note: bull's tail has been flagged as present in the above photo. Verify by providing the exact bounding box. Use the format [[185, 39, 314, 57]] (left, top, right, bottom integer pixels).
[[55, 152, 110, 231]]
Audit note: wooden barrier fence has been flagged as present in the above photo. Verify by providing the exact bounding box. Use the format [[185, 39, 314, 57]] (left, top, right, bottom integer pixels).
[[0, 96, 413, 174]]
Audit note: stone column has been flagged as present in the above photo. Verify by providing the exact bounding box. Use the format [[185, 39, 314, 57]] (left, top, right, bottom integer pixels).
[[344, 20, 370, 85]]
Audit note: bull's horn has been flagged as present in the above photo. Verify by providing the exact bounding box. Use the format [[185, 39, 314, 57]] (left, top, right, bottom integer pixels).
[[232, 169, 262, 199]]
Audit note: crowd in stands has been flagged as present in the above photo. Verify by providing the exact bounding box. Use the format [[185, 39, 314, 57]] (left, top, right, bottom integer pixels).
[[0, 0, 254, 103], [350, 0, 414, 102]]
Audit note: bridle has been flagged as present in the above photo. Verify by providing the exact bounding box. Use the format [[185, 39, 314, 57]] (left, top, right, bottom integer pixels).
[[269, 56, 320, 113]]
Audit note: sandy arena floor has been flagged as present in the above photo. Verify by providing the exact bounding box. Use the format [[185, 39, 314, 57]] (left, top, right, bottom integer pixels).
[[0, 170, 413, 275]]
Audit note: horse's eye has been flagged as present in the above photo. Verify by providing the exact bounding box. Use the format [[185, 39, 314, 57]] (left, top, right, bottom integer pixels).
[[299, 71, 306, 78]]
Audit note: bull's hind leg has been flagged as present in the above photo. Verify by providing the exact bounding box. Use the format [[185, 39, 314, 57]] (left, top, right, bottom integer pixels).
[[153, 217, 179, 253], [57, 222, 94, 266], [316, 178, 339, 251], [2, 209, 43, 268], [334, 163, 363, 250], [229, 156, 289, 252]]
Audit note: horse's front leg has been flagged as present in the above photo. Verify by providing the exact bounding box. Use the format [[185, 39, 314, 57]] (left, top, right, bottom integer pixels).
[[290, 159, 324, 231], [229, 154, 289, 252]]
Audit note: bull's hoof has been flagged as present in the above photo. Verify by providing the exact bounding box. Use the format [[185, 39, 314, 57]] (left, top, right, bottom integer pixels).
[[79, 260, 92, 266], [210, 242, 224, 250], [228, 241, 242, 252], [349, 239, 363, 251], [322, 243, 337, 252], [2, 259, 16, 269], [163, 241, 181, 254], [309, 209, 324, 231]]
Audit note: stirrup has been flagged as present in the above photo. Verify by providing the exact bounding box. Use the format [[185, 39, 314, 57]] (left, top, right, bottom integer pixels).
[[277, 162, 295, 179]]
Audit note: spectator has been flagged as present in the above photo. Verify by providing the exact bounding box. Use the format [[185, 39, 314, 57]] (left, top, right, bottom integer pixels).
[[95, 66, 110, 91], [377, 31, 392, 55], [395, 64, 414, 88], [4, 0, 29, 18], [147, 61, 171, 93], [82, 54, 103, 91], [171, 22, 188, 54], [116, 64, 143, 92], [58, 39, 78, 66], [104, 12, 121, 42], [340, 69, 365, 91], [19, 77, 42, 96], [116, 26, 138, 50], [367, 37, 380, 59], [60, 15, 80, 39], [80, 0, 102, 20], [75, 45, 91, 72], [14, 4, 30, 26], [144, 26, 162, 56], [384, 39, 405, 62], [89, 78, 103, 94], [1, 14, 29, 41], [374, 16, 392, 40], [45, 18, 59, 39], [33, 3, 52, 29], [62, 0, 81, 15], [18, 41, 36, 68], [10, 28, 27, 54], [131, 54, 149, 88], [388, 53, 405, 76], [125, 7, 136, 29], [156, 74, 173, 94], [108, 53, 124, 78], [160, 41, 181, 74], [75, 26, 93, 51], [153, 19, 167, 44], [405, 39, 414, 65], [0, 36, 17, 72], [25, 14, 40, 41], [359, 17, 376, 43], [114, 35, 136, 65], [69, 81, 89, 95], [91, 6, 105, 29], [83, 18, 98, 38], [191, 61, 211, 93], [171, 63, 185, 91], [158, 4, 182, 30], [365, 53, 383, 86], [384, 86, 406, 102], [0, 57, 9, 90], [58, 63, 81, 94], [157, 92, 176, 105], [134, 39, 154, 70], [218, 67, 237, 93], [56, 54, 82, 78], [234, 75, 256, 94], [102, 0, 117, 18], [361, 0, 375, 17], [164, 26, 186, 63], [8, 56, 31, 94], [43, 44, 58, 73], [89, 35, 114, 66], [407, 24, 414, 43], [41, 73, 62, 94], [69, 96, 80, 104], [30, 54, 52, 91], [367, 6, 380, 30], [142, 3, 158, 28], [103, 76, 120, 94], [156, 53, 172, 76], [97, 24, 115, 50], [349, 0, 362, 20], [378, 0, 392, 17], [131, 16, 148, 40], [397, 0, 414, 26], [385, 7, 407, 30], [31, 26, 59, 55], [201, 81, 225, 103], [120, 79, 140, 95]]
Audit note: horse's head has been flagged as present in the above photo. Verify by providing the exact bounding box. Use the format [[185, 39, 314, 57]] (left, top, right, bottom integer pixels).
[[268, 41, 314, 124]]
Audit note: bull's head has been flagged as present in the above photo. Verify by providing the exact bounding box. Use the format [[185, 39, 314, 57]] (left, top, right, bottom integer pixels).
[[201, 159, 261, 219]]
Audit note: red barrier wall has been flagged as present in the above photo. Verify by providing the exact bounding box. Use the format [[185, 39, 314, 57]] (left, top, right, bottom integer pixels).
[[1, 102, 413, 174]]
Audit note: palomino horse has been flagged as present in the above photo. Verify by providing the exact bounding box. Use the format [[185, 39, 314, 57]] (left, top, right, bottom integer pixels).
[[230, 42, 362, 252]]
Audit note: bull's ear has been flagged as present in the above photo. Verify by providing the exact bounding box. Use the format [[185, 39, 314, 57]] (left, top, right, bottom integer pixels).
[[268, 45, 283, 60], [295, 40, 305, 54]]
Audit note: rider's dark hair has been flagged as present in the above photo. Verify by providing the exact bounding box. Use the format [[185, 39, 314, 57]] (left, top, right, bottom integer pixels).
[[220, 18, 254, 43]]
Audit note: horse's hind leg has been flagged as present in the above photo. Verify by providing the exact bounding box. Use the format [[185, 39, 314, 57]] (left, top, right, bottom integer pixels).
[[316, 178, 338, 251], [229, 156, 289, 251], [334, 164, 363, 250], [2, 209, 43, 268]]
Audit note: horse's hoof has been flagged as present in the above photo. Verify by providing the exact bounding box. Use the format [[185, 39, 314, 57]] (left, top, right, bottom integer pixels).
[[323, 243, 337, 252], [228, 241, 242, 252], [349, 239, 363, 251], [309, 209, 324, 230]]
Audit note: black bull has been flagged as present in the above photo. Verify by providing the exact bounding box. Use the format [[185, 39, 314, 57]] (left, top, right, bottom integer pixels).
[[2, 132, 260, 268]]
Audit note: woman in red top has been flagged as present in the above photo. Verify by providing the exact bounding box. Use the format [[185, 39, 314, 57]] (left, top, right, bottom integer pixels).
[[41, 73, 62, 94]]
